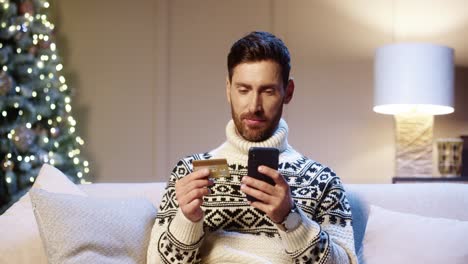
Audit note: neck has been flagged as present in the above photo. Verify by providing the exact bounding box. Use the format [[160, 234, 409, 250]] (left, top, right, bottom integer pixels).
[[225, 118, 289, 155]]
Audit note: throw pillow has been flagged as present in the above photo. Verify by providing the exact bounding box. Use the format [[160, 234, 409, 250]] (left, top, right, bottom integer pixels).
[[0, 164, 86, 264], [362, 205, 468, 264], [30, 188, 157, 264]]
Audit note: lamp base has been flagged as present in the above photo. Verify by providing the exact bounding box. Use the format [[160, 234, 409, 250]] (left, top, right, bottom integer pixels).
[[394, 113, 433, 177]]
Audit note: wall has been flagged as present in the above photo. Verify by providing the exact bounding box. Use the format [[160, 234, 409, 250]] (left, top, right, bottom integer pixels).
[[53, 0, 468, 184]]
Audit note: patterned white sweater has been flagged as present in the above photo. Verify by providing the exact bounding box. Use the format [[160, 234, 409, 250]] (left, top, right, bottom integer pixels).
[[147, 119, 357, 264]]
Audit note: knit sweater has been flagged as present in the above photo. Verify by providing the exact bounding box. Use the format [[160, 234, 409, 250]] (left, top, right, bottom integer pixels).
[[147, 119, 357, 264]]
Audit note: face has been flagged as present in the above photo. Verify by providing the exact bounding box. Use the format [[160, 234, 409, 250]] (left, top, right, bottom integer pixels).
[[226, 60, 294, 142]]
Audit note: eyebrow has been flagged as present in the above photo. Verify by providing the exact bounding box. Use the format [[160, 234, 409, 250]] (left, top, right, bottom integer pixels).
[[234, 82, 279, 90]]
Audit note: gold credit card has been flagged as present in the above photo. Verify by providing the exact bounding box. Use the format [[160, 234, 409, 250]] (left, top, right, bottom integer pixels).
[[193, 159, 230, 178]]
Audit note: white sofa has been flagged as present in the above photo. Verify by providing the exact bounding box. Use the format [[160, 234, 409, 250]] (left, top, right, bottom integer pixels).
[[81, 182, 468, 263], [2, 167, 468, 264]]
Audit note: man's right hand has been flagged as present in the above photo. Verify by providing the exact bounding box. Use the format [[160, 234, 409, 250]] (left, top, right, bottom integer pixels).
[[175, 168, 213, 222]]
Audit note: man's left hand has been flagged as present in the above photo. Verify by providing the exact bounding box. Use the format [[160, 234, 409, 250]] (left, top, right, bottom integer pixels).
[[241, 166, 294, 223]]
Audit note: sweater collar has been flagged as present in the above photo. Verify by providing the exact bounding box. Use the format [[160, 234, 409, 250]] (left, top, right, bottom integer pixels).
[[225, 118, 289, 155]]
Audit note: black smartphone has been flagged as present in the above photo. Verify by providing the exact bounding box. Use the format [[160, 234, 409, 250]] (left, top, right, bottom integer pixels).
[[246, 147, 279, 202]]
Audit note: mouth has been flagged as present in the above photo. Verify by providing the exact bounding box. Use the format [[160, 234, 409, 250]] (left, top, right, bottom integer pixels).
[[243, 117, 266, 127]]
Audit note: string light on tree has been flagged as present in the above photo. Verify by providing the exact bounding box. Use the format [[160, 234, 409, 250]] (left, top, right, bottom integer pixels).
[[0, 0, 91, 211]]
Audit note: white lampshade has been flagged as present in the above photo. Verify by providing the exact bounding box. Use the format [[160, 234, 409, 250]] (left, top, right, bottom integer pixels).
[[374, 43, 454, 115]]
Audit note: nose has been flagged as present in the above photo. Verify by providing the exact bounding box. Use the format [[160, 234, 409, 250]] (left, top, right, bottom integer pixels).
[[248, 92, 263, 113]]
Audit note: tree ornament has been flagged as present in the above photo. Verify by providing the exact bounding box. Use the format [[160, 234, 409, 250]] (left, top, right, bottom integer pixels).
[[13, 125, 36, 153], [0, 71, 13, 96], [18, 0, 35, 16], [38, 39, 52, 49], [28, 45, 38, 56], [2, 158, 14, 171]]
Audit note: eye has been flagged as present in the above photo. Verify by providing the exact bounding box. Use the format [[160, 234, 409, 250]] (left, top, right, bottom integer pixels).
[[237, 87, 249, 94], [264, 88, 275, 95]]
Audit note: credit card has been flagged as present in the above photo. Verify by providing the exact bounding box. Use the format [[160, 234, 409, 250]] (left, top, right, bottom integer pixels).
[[193, 159, 230, 178]]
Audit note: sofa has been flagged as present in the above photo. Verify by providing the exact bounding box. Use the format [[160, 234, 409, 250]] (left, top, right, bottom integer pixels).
[[1, 164, 468, 264]]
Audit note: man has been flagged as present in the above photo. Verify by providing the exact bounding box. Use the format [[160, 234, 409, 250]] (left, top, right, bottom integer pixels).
[[147, 31, 357, 264]]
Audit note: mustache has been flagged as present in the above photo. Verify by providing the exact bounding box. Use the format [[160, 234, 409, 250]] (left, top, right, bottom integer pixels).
[[240, 112, 266, 120]]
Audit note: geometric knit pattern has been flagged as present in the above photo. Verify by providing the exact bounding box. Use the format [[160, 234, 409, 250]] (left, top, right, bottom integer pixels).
[[147, 119, 357, 264], [154, 155, 353, 263]]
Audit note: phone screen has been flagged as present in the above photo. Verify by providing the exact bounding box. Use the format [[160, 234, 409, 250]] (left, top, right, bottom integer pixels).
[[246, 147, 279, 202]]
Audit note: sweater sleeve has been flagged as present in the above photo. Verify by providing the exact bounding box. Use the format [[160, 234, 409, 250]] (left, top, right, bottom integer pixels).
[[279, 171, 358, 264], [147, 159, 205, 264]]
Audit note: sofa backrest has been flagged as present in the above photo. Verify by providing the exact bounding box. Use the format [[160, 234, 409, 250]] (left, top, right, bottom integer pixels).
[[80, 182, 468, 260], [345, 183, 468, 255]]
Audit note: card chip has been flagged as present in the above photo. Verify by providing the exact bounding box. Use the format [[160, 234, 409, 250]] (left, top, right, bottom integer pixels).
[[193, 159, 230, 178]]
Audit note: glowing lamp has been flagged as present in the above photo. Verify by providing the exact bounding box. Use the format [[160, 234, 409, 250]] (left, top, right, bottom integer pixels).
[[373, 43, 455, 177]]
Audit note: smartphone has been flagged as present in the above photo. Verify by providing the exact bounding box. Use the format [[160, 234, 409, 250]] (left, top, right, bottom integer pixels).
[[246, 147, 279, 202]]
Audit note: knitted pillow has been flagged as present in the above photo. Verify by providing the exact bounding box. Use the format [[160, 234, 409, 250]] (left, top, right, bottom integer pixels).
[[0, 164, 86, 264], [30, 188, 157, 264], [362, 205, 468, 264]]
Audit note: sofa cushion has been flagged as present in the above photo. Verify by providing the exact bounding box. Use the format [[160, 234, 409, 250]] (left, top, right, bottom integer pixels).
[[80, 182, 167, 210], [0, 164, 86, 264], [362, 205, 468, 264], [30, 188, 157, 264], [345, 183, 468, 262]]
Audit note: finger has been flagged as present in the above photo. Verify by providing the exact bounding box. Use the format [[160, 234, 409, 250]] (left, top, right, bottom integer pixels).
[[241, 176, 275, 195], [177, 178, 214, 195], [179, 168, 211, 184], [249, 199, 290, 224], [178, 187, 211, 206], [176, 169, 212, 191], [186, 198, 203, 210], [182, 198, 204, 222], [258, 166, 286, 186], [248, 200, 274, 219], [178, 186, 210, 206], [241, 183, 271, 204]]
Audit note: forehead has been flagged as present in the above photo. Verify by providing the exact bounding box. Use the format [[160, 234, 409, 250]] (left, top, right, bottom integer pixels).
[[231, 60, 282, 84]]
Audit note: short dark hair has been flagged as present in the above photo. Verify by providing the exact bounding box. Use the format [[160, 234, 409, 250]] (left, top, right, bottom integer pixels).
[[227, 31, 291, 88]]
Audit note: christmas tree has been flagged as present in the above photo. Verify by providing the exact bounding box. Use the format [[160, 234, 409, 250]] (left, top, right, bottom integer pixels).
[[0, 0, 90, 213]]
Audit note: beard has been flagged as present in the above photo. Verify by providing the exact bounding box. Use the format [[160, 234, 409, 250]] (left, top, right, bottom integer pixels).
[[230, 104, 283, 142]]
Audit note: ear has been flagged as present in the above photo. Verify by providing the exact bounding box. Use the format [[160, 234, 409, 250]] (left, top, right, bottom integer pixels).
[[283, 78, 294, 104], [226, 76, 231, 104]]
